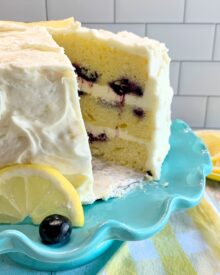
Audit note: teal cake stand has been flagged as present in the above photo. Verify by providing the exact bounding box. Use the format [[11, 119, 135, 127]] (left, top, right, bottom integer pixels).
[[0, 120, 212, 271]]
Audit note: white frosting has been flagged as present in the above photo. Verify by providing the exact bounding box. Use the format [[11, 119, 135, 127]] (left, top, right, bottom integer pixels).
[[0, 27, 62, 53], [0, 27, 94, 204], [147, 67, 173, 179]]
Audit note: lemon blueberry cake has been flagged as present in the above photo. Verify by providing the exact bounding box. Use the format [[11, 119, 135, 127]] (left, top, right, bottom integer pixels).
[[29, 18, 173, 180], [0, 18, 173, 193], [0, 24, 94, 204]]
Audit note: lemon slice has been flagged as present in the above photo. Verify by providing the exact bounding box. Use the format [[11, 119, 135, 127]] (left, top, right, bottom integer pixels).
[[196, 130, 220, 181], [0, 164, 84, 226]]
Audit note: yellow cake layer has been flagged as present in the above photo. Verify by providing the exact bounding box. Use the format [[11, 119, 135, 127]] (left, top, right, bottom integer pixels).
[[80, 94, 154, 140], [52, 32, 148, 89], [90, 135, 149, 173]]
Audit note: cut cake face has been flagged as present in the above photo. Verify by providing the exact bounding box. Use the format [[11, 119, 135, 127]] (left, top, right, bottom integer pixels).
[[38, 18, 174, 179], [0, 25, 94, 204]]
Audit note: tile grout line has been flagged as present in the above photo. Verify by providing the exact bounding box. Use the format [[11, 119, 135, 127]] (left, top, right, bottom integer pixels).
[[183, 0, 187, 22], [204, 96, 209, 127], [172, 60, 220, 62], [176, 61, 182, 95], [114, 0, 116, 23], [83, 22, 217, 25], [45, 0, 48, 21], [84, 23, 147, 27], [194, 126, 220, 129], [212, 24, 217, 60], [145, 24, 148, 36], [176, 94, 220, 98]]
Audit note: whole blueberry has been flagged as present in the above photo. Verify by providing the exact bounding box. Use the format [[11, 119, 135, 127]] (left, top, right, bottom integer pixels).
[[39, 214, 72, 245], [109, 78, 143, 97], [73, 64, 99, 82], [88, 132, 107, 143], [133, 107, 145, 118]]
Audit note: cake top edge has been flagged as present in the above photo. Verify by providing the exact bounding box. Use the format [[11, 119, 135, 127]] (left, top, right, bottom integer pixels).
[[0, 26, 61, 51], [0, 18, 170, 60], [0, 50, 74, 70], [0, 25, 73, 69]]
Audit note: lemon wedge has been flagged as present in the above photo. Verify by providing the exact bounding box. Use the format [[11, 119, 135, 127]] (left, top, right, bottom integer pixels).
[[196, 130, 220, 181], [0, 164, 84, 226]]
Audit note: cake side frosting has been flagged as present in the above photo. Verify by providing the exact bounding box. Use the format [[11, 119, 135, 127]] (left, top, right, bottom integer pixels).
[[0, 25, 94, 204], [0, 26, 62, 52]]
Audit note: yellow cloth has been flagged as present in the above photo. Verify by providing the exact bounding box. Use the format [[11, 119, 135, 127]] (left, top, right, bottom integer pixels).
[[97, 190, 220, 275], [196, 131, 220, 181]]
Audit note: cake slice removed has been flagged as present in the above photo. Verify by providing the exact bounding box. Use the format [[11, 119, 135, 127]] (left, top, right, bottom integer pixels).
[[30, 18, 173, 179], [0, 24, 94, 203]]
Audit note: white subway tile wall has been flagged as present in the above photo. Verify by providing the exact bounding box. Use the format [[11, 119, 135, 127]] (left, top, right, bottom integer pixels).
[[180, 62, 220, 96], [116, 0, 185, 23], [172, 96, 207, 127], [0, 0, 46, 21], [47, 0, 114, 23], [206, 97, 220, 128], [0, 0, 219, 128], [214, 25, 220, 60], [147, 24, 215, 60], [185, 0, 220, 23]]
